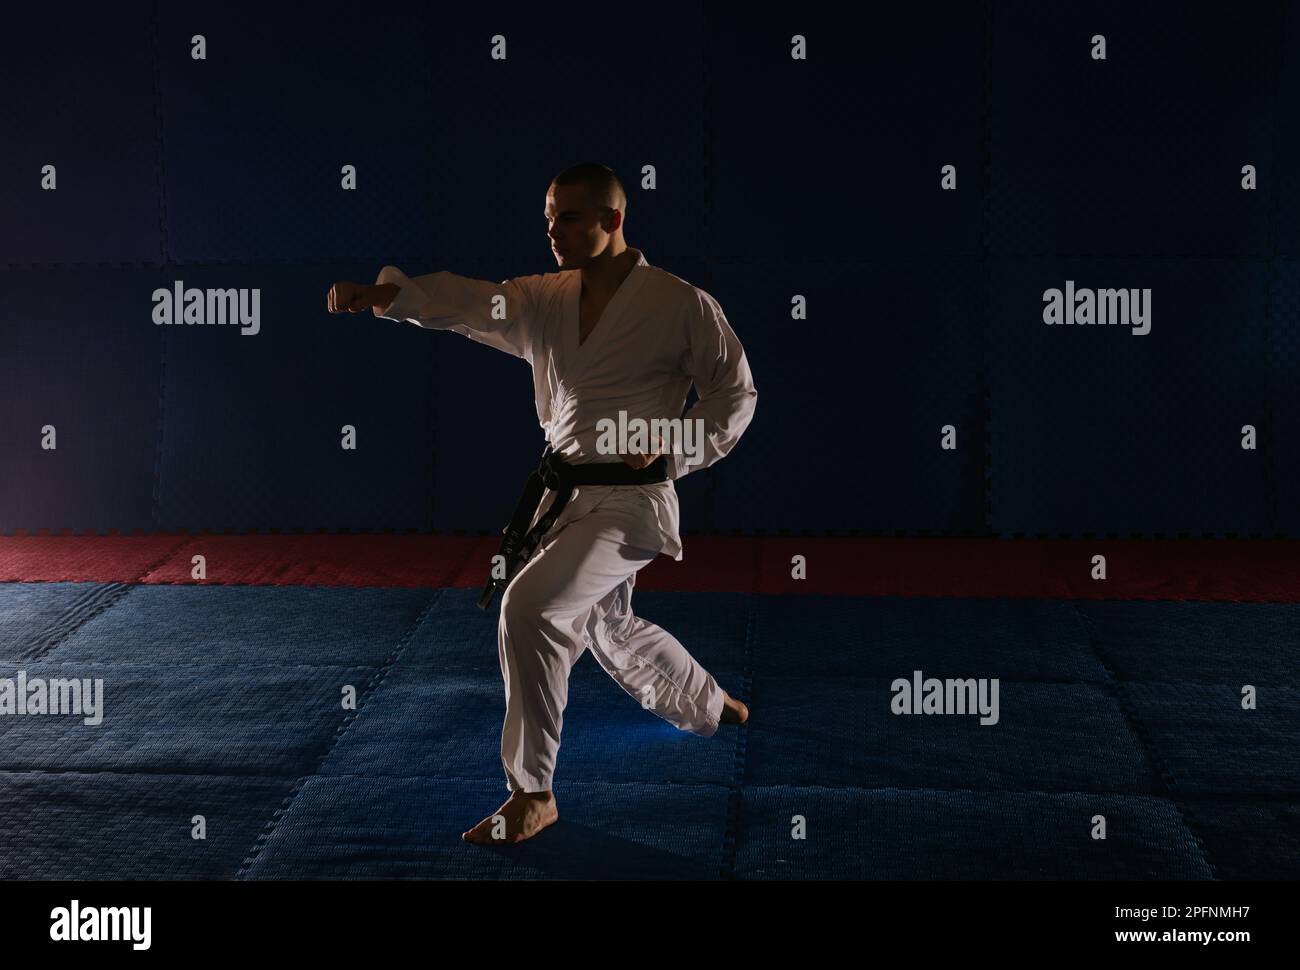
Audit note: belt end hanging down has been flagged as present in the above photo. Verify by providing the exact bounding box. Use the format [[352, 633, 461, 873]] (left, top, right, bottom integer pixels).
[[476, 579, 500, 611]]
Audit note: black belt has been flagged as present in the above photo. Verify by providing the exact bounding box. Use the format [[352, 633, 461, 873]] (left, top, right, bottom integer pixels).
[[477, 444, 670, 610]]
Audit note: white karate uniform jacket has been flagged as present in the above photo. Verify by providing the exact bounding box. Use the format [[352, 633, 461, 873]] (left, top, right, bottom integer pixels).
[[371, 249, 758, 560]]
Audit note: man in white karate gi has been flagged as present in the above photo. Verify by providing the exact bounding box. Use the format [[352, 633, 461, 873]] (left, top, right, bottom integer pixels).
[[327, 163, 756, 844]]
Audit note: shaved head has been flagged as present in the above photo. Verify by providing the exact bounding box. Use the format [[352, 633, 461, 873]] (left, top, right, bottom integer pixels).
[[550, 162, 627, 219]]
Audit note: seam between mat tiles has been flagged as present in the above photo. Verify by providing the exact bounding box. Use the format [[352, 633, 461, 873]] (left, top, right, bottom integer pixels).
[[234, 588, 444, 879], [1262, 6, 1283, 534], [449, 534, 489, 590], [718, 591, 756, 880], [661, 671, 1300, 689], [149, 0, 170, 529], [1066, 600, 1220, 879], [24, 582, 134, 663], [4, 767, 1295, 802], [133, 535, 194, 583], [980, 0, 994, 536], [23, 536, 195, 661]]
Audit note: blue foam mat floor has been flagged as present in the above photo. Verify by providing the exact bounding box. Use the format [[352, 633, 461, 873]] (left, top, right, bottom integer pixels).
[[1, 584, 1297, 879]]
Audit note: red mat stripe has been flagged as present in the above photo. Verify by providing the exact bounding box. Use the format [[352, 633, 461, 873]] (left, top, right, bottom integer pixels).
[[1, 535, 1298, 602]]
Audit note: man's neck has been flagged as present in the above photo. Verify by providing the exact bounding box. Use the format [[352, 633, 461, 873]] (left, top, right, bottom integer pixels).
[[581, 244, 639, 299]]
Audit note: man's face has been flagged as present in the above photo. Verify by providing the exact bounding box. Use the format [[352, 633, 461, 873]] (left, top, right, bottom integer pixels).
[[544, 183, 617, 268]]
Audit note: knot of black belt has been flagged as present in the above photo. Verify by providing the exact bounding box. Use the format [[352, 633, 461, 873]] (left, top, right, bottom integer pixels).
[[477, 444, 671, 610]]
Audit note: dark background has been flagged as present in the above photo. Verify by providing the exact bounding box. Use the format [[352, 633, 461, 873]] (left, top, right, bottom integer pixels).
[[3, 0, 1297, 538]]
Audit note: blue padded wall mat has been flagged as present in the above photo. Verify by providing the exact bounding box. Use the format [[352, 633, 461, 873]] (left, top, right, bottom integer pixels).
[[155, 263, 437, 531], [703, 260, 986, 534], [706, 4, 986, 260], [1, 7, 161, 265], [989, 1, 1279, 258], [0, 269, 164, 533], [989, 257, 1272, 537]]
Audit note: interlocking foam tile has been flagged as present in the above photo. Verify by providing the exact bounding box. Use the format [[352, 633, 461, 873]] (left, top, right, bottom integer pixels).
[[138, 535, 485, 590], [322, 657, 744, 789], [0, 662, 373, 775], [321, 671, 504, 780], [1077, 601, 1300, 683], [0, 9, 161, 264], [743, 677, 1159, 794], [154, 264, 438, 532], [430, 342, 554, 534], [1275, 261, 1300, 536], [0, 772, 295, 880], [388, 587, 499, 669], [1180, 798, 1300, 879], [156, 4, 436, 262], [10, 537, 1300, 601], [435, 539, 521, 590], [752, 538, 1073, 599], [242, 776, 730, 880], [733, 787, 1214, 880], [636, 537, 759, 593], [705, 261, 986, 535], [47, 585, 435, 666], [993, 1, 1276, 257], [990, 259, 1272, 538], [0, 584, 126, 663], [1120, 684, 1300, 794], [0, 269, 162, 534], [708, 7, 983, 260], [0, 539, 190, 585], [752, 595, 1106, 681], [1050, 540, 1300, 602]]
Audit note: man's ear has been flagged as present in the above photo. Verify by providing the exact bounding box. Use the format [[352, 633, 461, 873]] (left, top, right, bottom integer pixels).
[[605, 208, 622, 234]]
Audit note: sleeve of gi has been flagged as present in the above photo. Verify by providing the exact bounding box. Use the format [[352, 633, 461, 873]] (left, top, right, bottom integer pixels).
[[370, 265, 540, 363], [669, 289, 758, 481]]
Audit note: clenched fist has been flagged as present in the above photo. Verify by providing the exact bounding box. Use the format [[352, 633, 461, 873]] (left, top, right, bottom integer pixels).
[[327, 281, 399, 313]]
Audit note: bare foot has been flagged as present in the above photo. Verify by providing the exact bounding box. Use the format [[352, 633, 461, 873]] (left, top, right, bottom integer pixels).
[[720, 690, 749, 725], [462, 790, 559, 845]]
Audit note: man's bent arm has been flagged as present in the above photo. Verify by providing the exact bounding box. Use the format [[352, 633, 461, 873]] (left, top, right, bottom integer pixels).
[[370, 265, 540, 362], [670, 290, 758, 480]]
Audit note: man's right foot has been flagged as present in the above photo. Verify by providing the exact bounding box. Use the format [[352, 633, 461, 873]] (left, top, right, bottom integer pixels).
[[720, 691, 749, 725]]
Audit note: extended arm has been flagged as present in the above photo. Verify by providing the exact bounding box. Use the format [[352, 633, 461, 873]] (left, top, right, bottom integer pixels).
[[370, 265, 541, 362]]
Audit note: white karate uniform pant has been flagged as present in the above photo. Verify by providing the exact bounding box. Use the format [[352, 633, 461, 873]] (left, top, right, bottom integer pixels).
[[497, 491, 725, 793]]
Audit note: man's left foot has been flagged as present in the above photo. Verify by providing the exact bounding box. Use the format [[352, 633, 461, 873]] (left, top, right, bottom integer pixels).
[[462, 790, 558, 845]]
